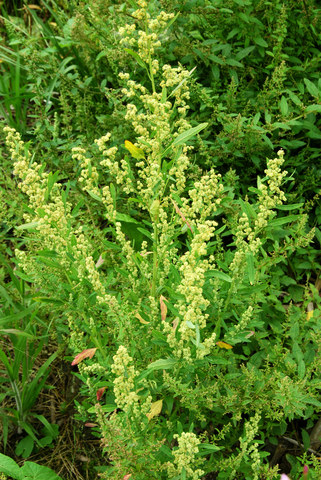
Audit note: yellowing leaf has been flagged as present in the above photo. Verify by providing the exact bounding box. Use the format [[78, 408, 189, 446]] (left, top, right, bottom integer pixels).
[[172, 318, 179, 331], [27, 4, 42, 9], [160, 295, 168, 322], [71, 348, 97, 366], [124, 140, 145, 160], [146, 399, 163, 421], [307, 302, 314, 321], [216, 341, 233, 350], [135, 312, 149, 325]]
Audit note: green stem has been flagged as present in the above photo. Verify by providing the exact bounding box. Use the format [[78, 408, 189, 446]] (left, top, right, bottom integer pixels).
[[151, 222, 158, 298]]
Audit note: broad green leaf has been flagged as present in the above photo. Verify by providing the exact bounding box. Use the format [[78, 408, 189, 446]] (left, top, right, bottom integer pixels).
[[254, 37, 268, 47], [280, 96, 288, 116], [304, 78, 319, 97], [21, 461, 63, 480], [0, 453, 23, 480], [305, 104, 321, 113]]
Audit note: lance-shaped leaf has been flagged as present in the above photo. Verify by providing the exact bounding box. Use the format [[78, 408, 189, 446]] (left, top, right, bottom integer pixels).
[[135, 312, 149, 325], [124, 140, 145, 160], [146, 399, 163, 421], [71, 348, 97, 366], [172, 200, 193, 233], [216, 341, 233, 350], [172, 122, 208, 146], [160, 295, 168, 321]]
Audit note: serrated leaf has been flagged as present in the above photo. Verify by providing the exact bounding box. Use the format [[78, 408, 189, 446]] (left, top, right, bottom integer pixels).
[[146, 399, 163, 421], [71, 348, 97, 366]]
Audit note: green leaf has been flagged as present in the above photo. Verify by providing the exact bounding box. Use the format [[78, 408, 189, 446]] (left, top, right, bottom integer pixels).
[[225, 58, 243, 68], [275, 203, 303, 210], [15, 436, 34, 458], [15, 221, 40, 231], [305, 104, 321, 113], [254, 37, 268, 48], [21, 461, 63, 480], [269, 214, 301, 226], [280, 96, 288, 116], [246, 251, 255, 285], [235, 46, 255, 61], [304, 78, 319, 97], [147, 358, 177, 371], [124, 48, 146, 68], [206, 270, 232, 283], [172, 123, 208, 147], [115, 213, 140, 224], [0, 453, 23, 480]]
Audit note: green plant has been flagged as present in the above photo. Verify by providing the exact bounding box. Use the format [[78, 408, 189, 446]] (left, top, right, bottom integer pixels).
[[0, 452, 63, 480]]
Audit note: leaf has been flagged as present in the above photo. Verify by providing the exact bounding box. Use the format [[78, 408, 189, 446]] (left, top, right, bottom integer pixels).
[[21, 461, 63, 480], [147, 358, 177, 371], [246, 251, 255, 285], [146, 399, 163, 421], [305, 104, 321, 113], [15, 221, 40, 231], [280, 96, 288, 116], [71, 348, 97, 366], [124, 48, 146, 68], [172, 200, 193, 233], [96, 387, 106, 401], [306, 302, 314, 321], [172, 123, 208, 147], [304, 78, 320, 97], [124, 140, 145, 160], [135, 312, 149, 325], [0, 453, 23, 480], [269, 214, 301, 226], [207, 270, 232, 283], [254, 37, 268, 47], [235, 46, 255, 61], [216, 341, 233, 350], [160, 295, 168, 322]]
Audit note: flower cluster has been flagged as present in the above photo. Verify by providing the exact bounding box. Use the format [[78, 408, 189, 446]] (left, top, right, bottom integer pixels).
[[166, 432, 204, 480], [230, 149, 287, 276]]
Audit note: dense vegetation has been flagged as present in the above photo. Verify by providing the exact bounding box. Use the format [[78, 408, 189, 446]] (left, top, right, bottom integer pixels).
[[0, 1, 321, 479]]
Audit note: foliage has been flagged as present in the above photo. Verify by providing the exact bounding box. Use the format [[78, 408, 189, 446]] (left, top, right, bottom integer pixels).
[[1, 0, 321, 479]]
